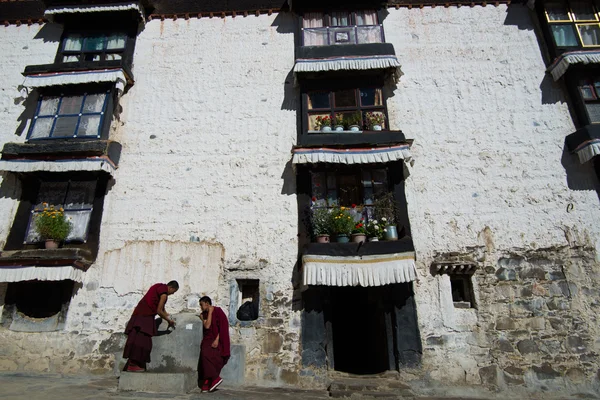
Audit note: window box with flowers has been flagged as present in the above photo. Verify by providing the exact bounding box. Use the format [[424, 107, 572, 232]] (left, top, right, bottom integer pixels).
[[351, 220, 367, 243], [33, 203, 73, 249]]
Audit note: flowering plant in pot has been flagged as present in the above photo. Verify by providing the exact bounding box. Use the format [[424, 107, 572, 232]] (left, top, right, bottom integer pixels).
[[365, 219, 384, 241], [329, 206, 355, 243], [311, 207, 331, 243], [351, 220, 367, 243], [34, 203, 72, 249], [332, 114, 344, 131], [345, 112, 362, 132], [315, 115, 332, 132], [365, 112, 385, 131], [373, 193, 399, 241]]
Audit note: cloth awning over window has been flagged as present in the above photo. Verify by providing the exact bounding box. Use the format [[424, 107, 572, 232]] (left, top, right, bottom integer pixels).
[[0, 265, 84, 282], [45, 1, 145, 22], [574, 139, 600, 163], [0, 157, 116, 175], [292, 144, 412, 165], [23, 68, 129, 94], [548, 50, 600, 81], [302, 251, 417, 287], [294, 55, 402, 81]]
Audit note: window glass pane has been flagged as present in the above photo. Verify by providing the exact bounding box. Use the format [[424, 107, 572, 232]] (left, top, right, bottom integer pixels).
[[84, 54, 102, 62], [580, 82, 596, 100], [303, 28, 328, 46], [63, 35, 83, 51], [338, 174, 361, 206], [64, 210, 92, 242], [362, 170, 374, 205], [25, 211, 40, 243], [308, 92, 330, 109], [357, 26, 382, 44], [329, 27, 355, 44], [38, 96, 60, 116], [578, 24, 600, 45], [334, 89, 357, 107], [59, 96, 84, 115], [303, 12, 324, 28], [53, 116, 79, 137], [551, 25, 579, 46], [545, 1, 571, 20], [311, 172, 327, 206], [330, 11, 350, 26], [105, 53, 123, 61], [106, 34, 126, 50], [585, 102, 600, 122], [372, 169, 388, 195], [29, 118, 54, 139], [83, 94, 106, 113], [62, 55, 80, 62], [327, 190, 338, 206], [571, 0, 597, 20], [356, 10, 378, 25], [65, 181, 96, 208], [78, 115, 101, 136], [36, 181, 69, 209], [594, 79, 600, 95], [83, 36, 105, 51], [360, 88, 383, 106], [308, 113, 331, 131]]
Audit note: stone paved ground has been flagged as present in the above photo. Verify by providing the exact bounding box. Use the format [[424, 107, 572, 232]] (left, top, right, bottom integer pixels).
[[0, 373, 598, 400]]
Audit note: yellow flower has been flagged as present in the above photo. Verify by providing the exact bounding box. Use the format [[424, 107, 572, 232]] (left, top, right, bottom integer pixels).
[[51, 216, 56, 218], [59, 208, 64, 212]]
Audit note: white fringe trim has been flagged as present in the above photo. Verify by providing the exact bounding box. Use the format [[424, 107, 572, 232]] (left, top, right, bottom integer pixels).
[[302, 252, 417, 287], [0, 265, 84, 283], [45, 2, 145, 23], [294, 56, 402, 83], [292, 146, 412, 165], [22, 69, 128, 96], [549, 52, 600, 81], [0, 159, 116, 175], [576, 141, 600, 163]]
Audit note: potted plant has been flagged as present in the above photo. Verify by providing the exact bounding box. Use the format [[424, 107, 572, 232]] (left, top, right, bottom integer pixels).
[[365, 219, 384, 241], [365, 112, 385, 131], [351, 221, 367, 243], [315, 115, 332, 132], [34, 203, 72, 249], [346, 112, 362, 132], [373, 193, 399, 241], [329, 206, 355, 243], [332, 114, 344, 131], [311, 207, 331, 243]]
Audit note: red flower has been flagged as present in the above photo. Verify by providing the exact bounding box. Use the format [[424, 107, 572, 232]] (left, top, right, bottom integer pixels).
[[311, 196, 316, 202], [351, 204, 356, 208]]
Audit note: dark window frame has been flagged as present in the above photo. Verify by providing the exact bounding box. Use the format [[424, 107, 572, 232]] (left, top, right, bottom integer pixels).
[[299, 9, 385, 46], [26, 84, 116, 142], [56, 31, 129, 64], [450, 275, 476, 309], [302, 77, 389, 133]]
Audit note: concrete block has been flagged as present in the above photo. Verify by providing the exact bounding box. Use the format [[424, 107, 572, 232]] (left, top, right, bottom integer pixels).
[[118, 371, 197, 393], [147, 312, 202, 372], [221, 344, 245, 386]]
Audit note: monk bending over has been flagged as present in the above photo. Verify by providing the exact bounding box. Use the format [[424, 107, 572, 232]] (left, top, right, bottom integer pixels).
[[199, 296, 231, 392], [123, 281, 179, 372]]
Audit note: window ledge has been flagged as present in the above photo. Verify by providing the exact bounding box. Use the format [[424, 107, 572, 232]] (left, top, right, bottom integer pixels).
[[303, 236, 414, 257], [296, 42, 396, 61], [298, 130, 410, 148], [0, 248, 93, 271], [24, 60, 133, 83], [2, 139, 122, 167]]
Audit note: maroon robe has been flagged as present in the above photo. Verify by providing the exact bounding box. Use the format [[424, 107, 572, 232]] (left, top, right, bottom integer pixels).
[[199, 306, 231, 381], [123, 283, 169, 367]]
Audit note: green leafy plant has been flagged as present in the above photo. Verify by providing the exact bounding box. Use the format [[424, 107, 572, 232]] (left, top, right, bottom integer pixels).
[[329, 207, 355, 235], [345, 112, 362, 129], [332, 114, 344, 127], [366, 219, 385, 239], [34, 203, 72, 241], [311, 207, 331, 236]]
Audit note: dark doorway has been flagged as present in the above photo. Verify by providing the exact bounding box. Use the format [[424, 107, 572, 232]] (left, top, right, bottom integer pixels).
[[330, 286, 390, 374]]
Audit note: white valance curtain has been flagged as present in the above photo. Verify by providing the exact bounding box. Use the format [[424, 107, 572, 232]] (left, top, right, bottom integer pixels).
[[22, 68, 129, 96], [292, 145, 412, 165], [548, 50, 600, 81], [0, 158, 116, 175], [575, 139, 600, 163], [0, 265, 84, 283], [45, 1, 145, 23]]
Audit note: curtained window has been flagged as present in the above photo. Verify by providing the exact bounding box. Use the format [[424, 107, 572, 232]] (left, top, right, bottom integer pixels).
[[579, 78, 600, 123], [59, 32, 127, 63], [545, 0, 600, 48], [301, 10, 382, 46]]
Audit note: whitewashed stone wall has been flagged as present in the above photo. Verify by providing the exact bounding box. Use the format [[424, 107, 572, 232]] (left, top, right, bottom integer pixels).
[[0, 4, 599, 393]]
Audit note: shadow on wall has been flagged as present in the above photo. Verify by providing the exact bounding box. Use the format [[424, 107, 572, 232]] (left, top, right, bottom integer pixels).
[[33, 23, 63, 43], [561, 145, 600, 197], [503, 3, 534, 31], [281, 69, 298, 111], [271, 10, 295, 35], [13, 87, 38, 137], [0, 173, 21, 201], [280, 159, 296, 196]]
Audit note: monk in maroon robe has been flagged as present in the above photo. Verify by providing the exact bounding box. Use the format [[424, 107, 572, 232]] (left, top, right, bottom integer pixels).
[[198, 296, 231, 392], [122, 281, 179, 372]]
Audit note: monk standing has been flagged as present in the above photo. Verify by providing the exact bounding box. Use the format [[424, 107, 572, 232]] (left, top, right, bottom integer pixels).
[[123, 281, 179, 372], [198, 296, 230, 392]]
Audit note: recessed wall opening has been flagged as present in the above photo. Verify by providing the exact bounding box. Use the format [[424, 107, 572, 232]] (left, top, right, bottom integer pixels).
[[450, 275, 475, 309], [5, 279, 75, 318], [236, 279, 259, 321]]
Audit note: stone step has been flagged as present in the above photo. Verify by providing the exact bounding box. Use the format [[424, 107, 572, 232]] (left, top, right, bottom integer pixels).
[[118, 371, 197, 394], [330, 389, 414, 399], [329, 378, 413, 392]]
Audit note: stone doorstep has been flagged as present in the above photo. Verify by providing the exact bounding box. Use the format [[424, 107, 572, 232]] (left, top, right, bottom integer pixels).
[[330, 389, 414, 399], [118, 371, 197, 394]]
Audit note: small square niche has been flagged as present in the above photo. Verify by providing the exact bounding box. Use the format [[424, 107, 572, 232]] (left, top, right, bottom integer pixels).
[[235, 279, 259, 321], [450, 275, 475, 309]]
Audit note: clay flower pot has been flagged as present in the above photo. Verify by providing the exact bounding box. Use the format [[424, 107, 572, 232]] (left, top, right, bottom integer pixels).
[[45, 239, 59, 249], [352, 233, 366, 243], [316, 234, 330, 243]]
